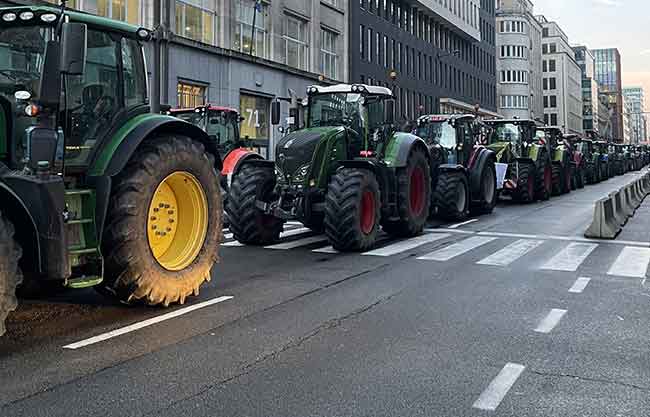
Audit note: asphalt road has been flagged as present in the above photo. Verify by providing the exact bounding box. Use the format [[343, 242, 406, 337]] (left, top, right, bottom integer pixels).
[[2, 169, 650, 417]]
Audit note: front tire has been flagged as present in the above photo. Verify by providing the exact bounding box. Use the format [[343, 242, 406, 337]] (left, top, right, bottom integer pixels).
[[325, 168, 381, 252], [101, 135, 222, 306], [0, 213, 22, 337], [382, 148, 431, 237], [433, 171, 470, 220], [227, 164, 284, 245], [536, 161, 552, 201], [551, 163, 563, 195], [514, 162, 535, 203]]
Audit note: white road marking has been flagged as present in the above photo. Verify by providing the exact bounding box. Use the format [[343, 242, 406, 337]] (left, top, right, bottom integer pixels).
[[222, 241, 244, 247], [417, 236, 498, 262], [222, 228, 229, 233], [223, 233, 233, 240], [569, 277, 591, 293], [534, 309, 567, 334], [265, 235, 327, 250], [425, 228, 475, 235], [312, 245, 339, 254], [362, 233, 451, 257], [286, 221, 303, 226], [607, 246, 650, 278], [63, 296, 234, 350], [540, 243, 598, 272], [477, 239, 545, 266], [279, 227, 311, 239], [472, 363, 526, 411], [448, 219, 478, 229]]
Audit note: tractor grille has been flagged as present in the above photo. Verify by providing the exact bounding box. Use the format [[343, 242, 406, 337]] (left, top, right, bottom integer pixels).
[[275, 130, 324, 177]]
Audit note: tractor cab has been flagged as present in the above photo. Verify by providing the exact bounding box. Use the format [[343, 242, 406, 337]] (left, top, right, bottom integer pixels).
[[484, 119, 538, 160], [169, 105, 244, 156], [415, 114, 485, 166]]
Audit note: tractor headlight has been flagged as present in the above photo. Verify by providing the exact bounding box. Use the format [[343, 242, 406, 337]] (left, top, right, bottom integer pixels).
[[19, 11, 34, 20], [2, 13, 16, 22], [292, 164, 311, 184], [40, 13, 57, 23]]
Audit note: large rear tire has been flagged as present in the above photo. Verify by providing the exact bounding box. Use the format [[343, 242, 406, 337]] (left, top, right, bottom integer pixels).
[[536, 161, 552, 201], [551, 163, 563, 196], [100, 135, 222, 306], [562, 164, 572, 194], [382, 148, 431, 237], [514, 162, 535, 203], [470, 161, 497, 215], [433, 171, 469, 220], [325, 168, 381, 252], [227, 164, 284, 245], [577, 167, 586, 189], [0, 213, 22, 337]]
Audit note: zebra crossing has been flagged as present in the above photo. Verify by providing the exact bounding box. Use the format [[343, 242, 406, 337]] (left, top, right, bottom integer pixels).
[[220, 225, 650, 278]]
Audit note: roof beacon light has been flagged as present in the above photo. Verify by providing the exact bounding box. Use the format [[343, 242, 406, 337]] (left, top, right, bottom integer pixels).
[[2, 13, 16, 22], [19, 11, 34, 21], [40, 13, 58, 23]]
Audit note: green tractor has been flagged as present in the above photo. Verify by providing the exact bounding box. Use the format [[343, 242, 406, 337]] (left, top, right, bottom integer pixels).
[[484, 119, 553, 203], [0, 6, 223, 336], [595, 141, 612, 180], [536, 127, 572, 195], [611, 144, 626, 176], [580, 139, 601, 184], [226, 84, 432, 251], [413, 114, 497, 220]]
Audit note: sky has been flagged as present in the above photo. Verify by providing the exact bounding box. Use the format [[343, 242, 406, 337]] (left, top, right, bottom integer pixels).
[[534, 0, 650, 109]]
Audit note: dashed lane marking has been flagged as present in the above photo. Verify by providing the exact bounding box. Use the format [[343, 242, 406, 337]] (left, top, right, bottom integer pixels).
[[265, 235, 327, 250], [569, 277, 591, 293], [534, 309, 567, 334], [63, 296, 234, 349], [473, 363, 526, 411]]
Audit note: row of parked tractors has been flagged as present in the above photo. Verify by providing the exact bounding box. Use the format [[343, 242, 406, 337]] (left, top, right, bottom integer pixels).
[[174, 86, 650, 257]]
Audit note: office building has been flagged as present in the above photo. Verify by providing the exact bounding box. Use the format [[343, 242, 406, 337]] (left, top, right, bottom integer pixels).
[[33, 0, 350, 159], [495, 0, 543, 120], [592, 48, 623, 141], [622, 86, 647, 144], [536, 15, 582, 134], [574, 46, 600, 135], [350, 0, 499, 122]]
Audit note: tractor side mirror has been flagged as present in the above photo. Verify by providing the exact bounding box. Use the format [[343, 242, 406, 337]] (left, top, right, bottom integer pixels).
[[384, 100, 395, 124], [38, 40, 62, 109], [271, 100, 281, 126], [61, 22, 87, 75]]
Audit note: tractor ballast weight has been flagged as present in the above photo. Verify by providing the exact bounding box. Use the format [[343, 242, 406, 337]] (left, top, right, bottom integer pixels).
[[0, 6, 223, 337], [227, 84, 433, 251], [413, 114, 498, 219]]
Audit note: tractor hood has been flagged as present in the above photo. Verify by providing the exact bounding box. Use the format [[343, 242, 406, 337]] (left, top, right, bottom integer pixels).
[[275, 126, 344, 180], [487, 142, 512, 161]]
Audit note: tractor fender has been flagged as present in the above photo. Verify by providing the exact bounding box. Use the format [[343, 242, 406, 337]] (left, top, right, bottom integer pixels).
[[88, 114, 223, 178], [383, 132, 430, 168], [222, 148, 264, 176], [468, 148, 496, 198], [0, 181, 40, 274]]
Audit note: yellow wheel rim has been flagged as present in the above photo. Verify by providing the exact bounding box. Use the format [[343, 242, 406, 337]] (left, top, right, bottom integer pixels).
[[147, 172, 208, 271]]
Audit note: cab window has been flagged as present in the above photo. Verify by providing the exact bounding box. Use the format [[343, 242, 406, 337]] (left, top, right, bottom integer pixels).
[[121, 37, 147, 107]]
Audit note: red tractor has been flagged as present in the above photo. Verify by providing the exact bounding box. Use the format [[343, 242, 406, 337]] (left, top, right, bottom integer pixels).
[[168, 105, 265, 207], [562, 134, 587, 189]]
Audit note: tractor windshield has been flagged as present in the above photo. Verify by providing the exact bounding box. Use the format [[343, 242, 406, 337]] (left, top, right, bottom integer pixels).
[[0, 25, 50, 99], [416, 121, 456, 149], [308, 93, 363, 133], [206, 111, 238, 145], [491, 123, 522, 144]]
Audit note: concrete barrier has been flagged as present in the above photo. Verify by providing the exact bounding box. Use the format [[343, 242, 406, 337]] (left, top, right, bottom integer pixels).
[[610, 191, 627, 226], [585, 196, 621, 239], [620, 187, 635, 218], [629, 183, 641, 208]]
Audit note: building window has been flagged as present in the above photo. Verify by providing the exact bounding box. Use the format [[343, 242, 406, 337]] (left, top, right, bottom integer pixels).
[[550, 43, 557, 53], [175, 0, 217, 45], [232, 0, 269, 58], [549, 77, 557, 89], [549, 60, 556, 72], [322, 0, 338, 7], [550, 113, 558, 125], [549, 96, 557, 108], [320, 28, 338, 80], [542, 44, 548, 54], [177, 81, 206, 108], [283, 15, 309, 70], [543, 27, 549, 37]]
